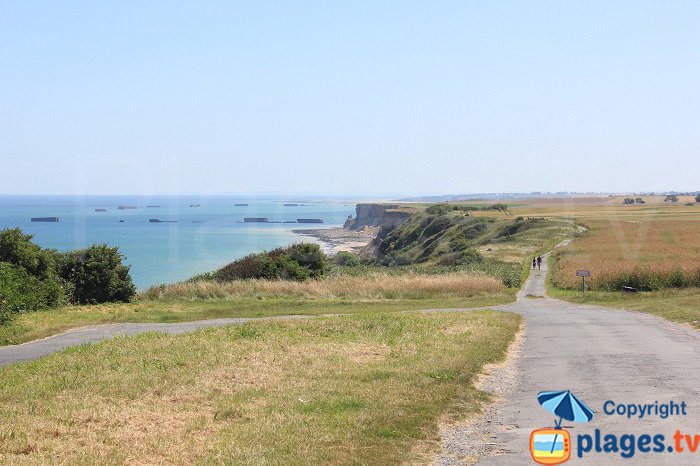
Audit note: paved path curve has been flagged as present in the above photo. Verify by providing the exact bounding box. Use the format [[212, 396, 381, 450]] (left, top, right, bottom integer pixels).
[[0, 315, 311, 367], [444, 252, 700, 465]]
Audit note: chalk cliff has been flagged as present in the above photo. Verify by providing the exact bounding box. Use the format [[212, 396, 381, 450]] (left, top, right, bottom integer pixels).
[[346, 204, 411, 230]]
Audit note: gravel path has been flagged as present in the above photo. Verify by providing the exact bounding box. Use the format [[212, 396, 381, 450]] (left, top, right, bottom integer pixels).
[[435, 251, 700, 465]]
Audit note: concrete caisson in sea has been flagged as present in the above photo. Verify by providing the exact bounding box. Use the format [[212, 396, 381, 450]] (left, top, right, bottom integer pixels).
[[296, 218, 323, 224], [244, 217, 269, 223], [31, 217, 59, 222]]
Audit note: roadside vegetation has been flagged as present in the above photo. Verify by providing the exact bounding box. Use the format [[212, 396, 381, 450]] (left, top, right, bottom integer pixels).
[[144, 271, 503, 301], [0, 310, 521, 464], [0, 228, 135, 324]]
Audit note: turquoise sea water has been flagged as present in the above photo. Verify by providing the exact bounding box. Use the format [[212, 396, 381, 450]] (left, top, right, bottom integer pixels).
[[0, 196, 355, 289]]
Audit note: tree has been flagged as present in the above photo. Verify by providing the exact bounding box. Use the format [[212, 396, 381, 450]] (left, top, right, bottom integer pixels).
[[664, 195, 679, 203], [59, 244, 136, 304], [0, 228, 57, 278], [695, 194, 700, 203]]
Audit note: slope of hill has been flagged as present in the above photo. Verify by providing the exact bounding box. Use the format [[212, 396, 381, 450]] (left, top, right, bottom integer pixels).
[[366, 208, 575, 268]]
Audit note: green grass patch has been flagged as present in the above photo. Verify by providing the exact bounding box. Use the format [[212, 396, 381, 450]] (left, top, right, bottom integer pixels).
[[0, 310, 521, 464]]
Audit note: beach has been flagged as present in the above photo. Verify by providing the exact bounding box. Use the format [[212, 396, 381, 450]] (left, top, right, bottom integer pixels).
[[293, 226, 377, 254]]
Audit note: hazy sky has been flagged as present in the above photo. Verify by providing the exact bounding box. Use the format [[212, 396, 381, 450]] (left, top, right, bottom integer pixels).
[[2, 1, 698, 196]]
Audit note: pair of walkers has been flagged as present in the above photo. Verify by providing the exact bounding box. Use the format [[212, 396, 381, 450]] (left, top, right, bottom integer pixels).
[[532, 256, 542, 270]]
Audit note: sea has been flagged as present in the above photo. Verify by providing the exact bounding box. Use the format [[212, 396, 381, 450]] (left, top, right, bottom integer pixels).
[[0, 195, 356, 289]]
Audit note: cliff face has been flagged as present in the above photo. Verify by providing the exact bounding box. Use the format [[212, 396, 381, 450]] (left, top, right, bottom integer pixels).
[[348, 204, 411, 230]]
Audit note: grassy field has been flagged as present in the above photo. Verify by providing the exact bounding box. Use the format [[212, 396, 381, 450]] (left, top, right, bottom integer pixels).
[[0, 273, 514, 346], [550, 219, 700, 290], [0, 310, 521, 464]]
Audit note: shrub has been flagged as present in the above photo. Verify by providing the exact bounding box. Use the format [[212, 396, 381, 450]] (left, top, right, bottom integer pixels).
[[489, 203, 509, 214], [0, 263, 43, 323], [0, 228, 136, 321], [334, 251, 360, 267], [287, 243, 327, 278], [425, 204, 452, 215], [214, 253, 272, 281], [455, 248, 483, 265], [214, 243, 328, 282], [59, 244, 136, 304], [0, 263, 64, 323]]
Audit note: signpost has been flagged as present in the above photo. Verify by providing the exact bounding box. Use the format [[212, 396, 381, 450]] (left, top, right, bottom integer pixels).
[[576, 270, 591, 293]]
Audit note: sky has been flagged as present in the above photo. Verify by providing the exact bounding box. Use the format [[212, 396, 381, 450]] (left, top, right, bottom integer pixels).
[[1, 1, 699, 196]]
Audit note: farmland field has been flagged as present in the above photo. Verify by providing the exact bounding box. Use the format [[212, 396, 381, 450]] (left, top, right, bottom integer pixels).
[[550, 218, 700, 290], [482, 196, 700, 291]]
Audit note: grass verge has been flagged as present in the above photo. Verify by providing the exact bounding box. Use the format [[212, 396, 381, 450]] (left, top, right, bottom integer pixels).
[[0, 310, 521, 464], [549, 287, 700, 329]]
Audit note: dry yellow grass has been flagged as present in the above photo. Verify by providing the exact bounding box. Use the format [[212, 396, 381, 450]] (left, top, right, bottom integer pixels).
[[0, 311, 521, 465], [142, 272, 504, 301], [510, 195, 700, 221], [551, 219, 700, 290]]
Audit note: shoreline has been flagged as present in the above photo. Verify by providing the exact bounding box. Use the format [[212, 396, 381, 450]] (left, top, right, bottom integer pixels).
[[292, 226, 377, 255]]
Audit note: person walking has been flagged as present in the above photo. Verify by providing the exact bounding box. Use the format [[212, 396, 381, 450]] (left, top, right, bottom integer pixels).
[[532, 257, 537, 270], [536, 256, 542, 270]]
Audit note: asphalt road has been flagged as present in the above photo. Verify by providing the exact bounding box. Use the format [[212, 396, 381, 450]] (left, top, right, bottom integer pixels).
[[466, 254, 700, 465], [0, 315, 311, 367]]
